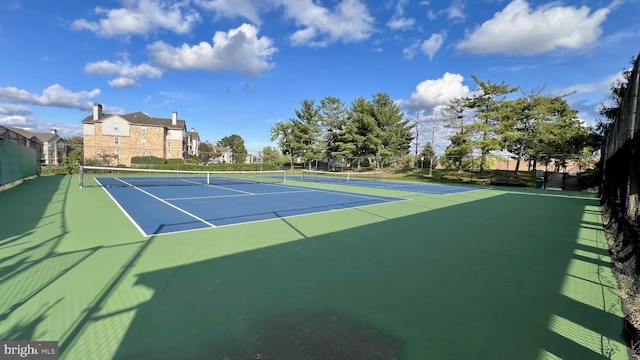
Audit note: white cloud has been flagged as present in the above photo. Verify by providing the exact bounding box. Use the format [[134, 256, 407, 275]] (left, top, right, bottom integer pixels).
[[561, 71, 627, 95], [446, 2, 465, 21], [457, 0, 610, 55], [281, 0, 375, 47], [402, 33, 445, 60], [0, 84, 100, 110], [194, 0, 263, 24], [387, 17, 414, 30], [147, 23, 276, 77], [71, 0, 201, 37], [421, 33, 444, 60], [0, 114, 83, 138], [108, 77, 139, 89], [0, 103, 32, 115], [399, 72, 470, 112], [0, 114, 30, 127], [403, 40, 420, 59], [386, 0, 415, 30], [85, 59, 163, 88], [426, 1, 465, 22]]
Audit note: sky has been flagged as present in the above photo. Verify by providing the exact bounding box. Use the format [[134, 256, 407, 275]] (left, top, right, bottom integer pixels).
[[0, 0, 639, 155]]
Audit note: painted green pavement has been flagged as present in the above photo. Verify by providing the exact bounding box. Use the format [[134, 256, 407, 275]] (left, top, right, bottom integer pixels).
[[0, 175, 626, 359]]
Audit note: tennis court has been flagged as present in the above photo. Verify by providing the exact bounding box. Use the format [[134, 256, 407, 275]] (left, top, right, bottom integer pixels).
[[94, 178, 404, 236], [0, 173, 627, 359], [294, 170, 478, 194]]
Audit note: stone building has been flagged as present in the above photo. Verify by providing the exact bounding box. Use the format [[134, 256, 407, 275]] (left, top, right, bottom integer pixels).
[[82, 103, 190, 166]]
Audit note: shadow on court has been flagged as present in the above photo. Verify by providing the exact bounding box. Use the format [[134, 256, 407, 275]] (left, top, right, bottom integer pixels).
[[107, 192, 624, 359], [0, 176, 64, 248], [0, 176, 71, 332]]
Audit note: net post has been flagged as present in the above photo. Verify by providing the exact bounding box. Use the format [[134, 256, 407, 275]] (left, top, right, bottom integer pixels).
[[79, 166, 84, 188], [207, 172, 210, 185]]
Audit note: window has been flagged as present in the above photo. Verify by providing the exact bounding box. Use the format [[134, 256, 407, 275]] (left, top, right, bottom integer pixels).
[[141, 139, 147, 146], [114, 149, 119, 157], [114, 137, 119, 145], [167, 153, 172, 159], [113, 124, 119, 131], [168, 141, 171, 148], [141, 151, 147, 157], [141, 126, 147, 133]]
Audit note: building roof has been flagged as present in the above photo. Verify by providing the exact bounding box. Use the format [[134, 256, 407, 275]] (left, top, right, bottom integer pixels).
[[33, 132, 61, 143], [2, 126, 42, 142], [187, 130, 200, 141], [82, 111, 186, 130]]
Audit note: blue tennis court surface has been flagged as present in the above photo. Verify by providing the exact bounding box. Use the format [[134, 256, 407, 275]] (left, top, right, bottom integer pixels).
[[97, 179, 404, 236], [290, 175, 477, 194]]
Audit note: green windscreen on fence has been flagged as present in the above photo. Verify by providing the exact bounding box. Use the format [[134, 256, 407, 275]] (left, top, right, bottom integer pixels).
[[0, 140, 39, 186]]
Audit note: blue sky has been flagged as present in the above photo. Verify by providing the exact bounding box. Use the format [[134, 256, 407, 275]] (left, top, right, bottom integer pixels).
[[0, 0, 638, 155]]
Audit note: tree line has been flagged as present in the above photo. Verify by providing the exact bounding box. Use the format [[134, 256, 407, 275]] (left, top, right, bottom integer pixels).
[[270, 93, 413, 170], [440, 76, 592, 173], [268, 76, 596, 173]]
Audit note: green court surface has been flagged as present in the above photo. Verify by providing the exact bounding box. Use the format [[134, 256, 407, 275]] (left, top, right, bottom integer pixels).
[[0, 175, 626, 359]]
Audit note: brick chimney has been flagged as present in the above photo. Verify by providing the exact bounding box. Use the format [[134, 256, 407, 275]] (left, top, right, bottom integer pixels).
[[51, 129, 57, 135], [93, 103, 103, 121], [172, 111, 177, 126]]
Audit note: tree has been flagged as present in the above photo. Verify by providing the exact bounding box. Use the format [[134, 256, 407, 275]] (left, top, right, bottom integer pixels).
[[346, 97, 381, 169], [290, 100, 322, 169], [466, 75, 519, 172], [64, 136, 83, 173], [596, 55, 637, 148], [501, 91, 555, 173], [370, 92, 413, 165], [318, 96, 348, 166], [198, 141, 215, 162], [261, 146, 280, 164], [443, 98, 472, 171], [270, 120, 295, 169], [419, 142, 436, 170], [217, 135, 247, 164], [537, 97, 588, 170]]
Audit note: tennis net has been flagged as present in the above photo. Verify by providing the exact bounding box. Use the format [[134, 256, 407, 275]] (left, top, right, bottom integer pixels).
[[79, 166, 286, 188], [301, 170, 383, 183]]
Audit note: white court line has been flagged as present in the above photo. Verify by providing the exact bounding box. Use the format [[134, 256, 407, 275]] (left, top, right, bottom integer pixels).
[[114, 177, 217, 229], [156, 198, 409, 236], [95, 177, 150, 237], [204, 183, 255, 195], [164, 183, 398, 202], [100, 177, 407, 236], [165, 189, 314, 201]]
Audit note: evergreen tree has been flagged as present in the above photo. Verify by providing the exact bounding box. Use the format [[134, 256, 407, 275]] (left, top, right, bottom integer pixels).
[[370, 92, 413, 164], [346, 97, 380, 169], [466, 75, 519, 173], [443, 98, 472, 171], [290, 100, 322, 169], [318, 96, 348, 165]]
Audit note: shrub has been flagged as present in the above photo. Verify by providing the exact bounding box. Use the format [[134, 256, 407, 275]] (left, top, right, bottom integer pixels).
[[131, 156, 165, 165]]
